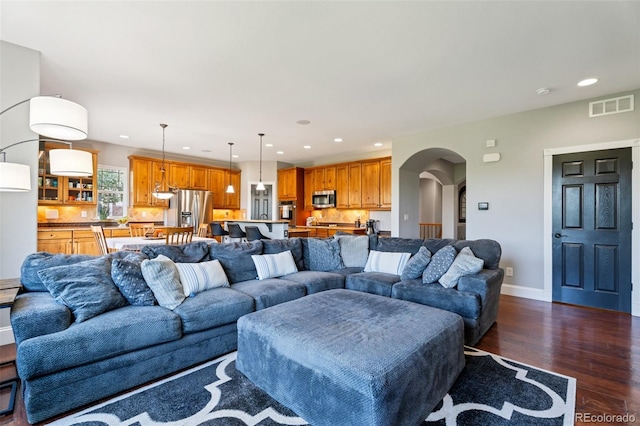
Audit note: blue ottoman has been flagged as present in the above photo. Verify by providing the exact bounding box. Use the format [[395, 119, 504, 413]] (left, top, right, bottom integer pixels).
[[236, 289, 465, 426]]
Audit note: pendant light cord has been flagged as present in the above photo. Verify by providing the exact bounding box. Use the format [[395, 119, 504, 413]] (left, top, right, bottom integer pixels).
[[258, 133, 264, 182]]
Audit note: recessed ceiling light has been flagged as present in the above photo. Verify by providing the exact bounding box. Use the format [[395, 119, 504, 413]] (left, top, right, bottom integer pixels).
[[374, 142, 383, 147], [201, 149, 212, 153], [296, 119, 311, 125], [232, 154, 239, 158], [334, 138, 343, 143], [265, 143, 273, 147], [303, 145, 311, 149], [577, 78, 598, 87], [119, 135, 129, 139], [182, 146, 190, 150], [536, 87, 550, 95], [276, 151, 284, 155]]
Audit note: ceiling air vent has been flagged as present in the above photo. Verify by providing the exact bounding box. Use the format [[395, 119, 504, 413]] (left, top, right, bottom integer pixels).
[[589, 95, 634, 117]]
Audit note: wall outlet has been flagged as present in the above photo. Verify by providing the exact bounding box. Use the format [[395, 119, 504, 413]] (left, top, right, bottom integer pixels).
[[141, 211, 147, 218], [81, 211, 87, 218], [403, 213, 409, 221], [506, 267, 514, 277]]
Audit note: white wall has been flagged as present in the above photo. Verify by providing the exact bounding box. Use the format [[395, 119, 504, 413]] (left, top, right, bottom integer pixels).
[[392, 89, 640, 302], [0, 41, 40, 344], [419, 178, 442, 223]]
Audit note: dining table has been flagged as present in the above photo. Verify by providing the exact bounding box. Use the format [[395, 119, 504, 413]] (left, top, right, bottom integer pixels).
[[106, 236, 216, 252]]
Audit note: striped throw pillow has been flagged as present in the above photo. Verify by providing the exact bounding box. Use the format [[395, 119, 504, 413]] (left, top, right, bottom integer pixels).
[[363, 250, 411, 275], [174, 259, 229, 296], [251, 250, 298, 280]]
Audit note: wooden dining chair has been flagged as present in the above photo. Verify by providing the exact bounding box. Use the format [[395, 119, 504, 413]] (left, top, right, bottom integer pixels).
[[164, 227, 194, 245], [91, 225, 115, 255], [129, 222, 156, 237], [197, 223, 209, 238]]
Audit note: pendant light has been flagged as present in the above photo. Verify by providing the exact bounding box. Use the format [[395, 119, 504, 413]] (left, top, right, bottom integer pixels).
[[226, 142, 235, 194], [151, 123, 178, 199], [256, 133, 266, 191]]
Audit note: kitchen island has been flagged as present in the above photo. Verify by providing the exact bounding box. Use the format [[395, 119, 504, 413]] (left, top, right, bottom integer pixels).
[[222, 219, 290, 239]]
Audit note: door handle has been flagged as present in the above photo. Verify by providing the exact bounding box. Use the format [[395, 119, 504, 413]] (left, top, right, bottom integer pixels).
[[554, 233, 567, 238]]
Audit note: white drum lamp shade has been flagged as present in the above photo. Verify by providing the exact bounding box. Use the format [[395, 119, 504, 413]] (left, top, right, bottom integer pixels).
[[0, 162, 31, 191], [49, 149, 93, 176], [29, 96, 88, 141]]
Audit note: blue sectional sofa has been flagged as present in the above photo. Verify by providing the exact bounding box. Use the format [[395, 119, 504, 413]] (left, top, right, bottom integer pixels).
[[11, 235, 503, 424]]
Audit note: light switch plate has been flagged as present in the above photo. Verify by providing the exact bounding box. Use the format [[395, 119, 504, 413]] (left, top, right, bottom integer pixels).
[[486, 139, 496, 148]]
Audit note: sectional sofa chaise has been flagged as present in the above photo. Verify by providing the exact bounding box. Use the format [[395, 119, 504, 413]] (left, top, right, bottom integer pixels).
[[11, 235, 503, 424]]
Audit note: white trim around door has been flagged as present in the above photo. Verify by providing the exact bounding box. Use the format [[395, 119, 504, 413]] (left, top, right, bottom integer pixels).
[[543, 139, 640, 317]]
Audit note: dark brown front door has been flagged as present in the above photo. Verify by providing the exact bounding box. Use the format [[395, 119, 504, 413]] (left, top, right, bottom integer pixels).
[[552, 148, 632, 313]]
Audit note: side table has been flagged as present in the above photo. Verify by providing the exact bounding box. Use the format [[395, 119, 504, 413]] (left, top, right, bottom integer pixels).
[[0, 278, 21, 416]]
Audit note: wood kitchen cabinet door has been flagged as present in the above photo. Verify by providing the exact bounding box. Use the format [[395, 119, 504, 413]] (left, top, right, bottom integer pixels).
[[224, 171, 241, 209], [335, 165, 350, 208], [304, 169, 315, 210], [314, 167, 336, 191], [380, 158, 392, 209], [208, 168, 226, 208], [277, 168, 297, 200], [189, 166, 208, 190], [361, 160, 381, 208], [348, 162, 362, 208], [169, 163, 190, 189], [72, 230, 100, 255], [130, 158, 152, 207], [37, 230, 72, 254]]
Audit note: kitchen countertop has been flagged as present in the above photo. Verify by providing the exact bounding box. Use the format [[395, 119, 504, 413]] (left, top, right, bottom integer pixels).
[[292, 225, 366, 231]]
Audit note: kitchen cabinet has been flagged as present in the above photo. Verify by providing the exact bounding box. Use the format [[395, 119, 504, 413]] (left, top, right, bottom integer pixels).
[[208, 168, 226, 207], [37, 227, 136, 255], [224, 171, 241, 209], [189, 165, 208, 190], [361, 157, 391, 210], [277, 167, 304, 201], [37, 142, 97, 206], [336, 163, 362, 208], [313, 166, 336, 191], [169, 163, 190, 189], [129, 157, 169, 207], [37, 230, 72, 254], [380, 157, 392, 209], [304, 169, 315, 210]]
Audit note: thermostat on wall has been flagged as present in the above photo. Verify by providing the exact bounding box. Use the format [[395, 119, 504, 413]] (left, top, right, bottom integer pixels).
[[478, 202, 489, 211]]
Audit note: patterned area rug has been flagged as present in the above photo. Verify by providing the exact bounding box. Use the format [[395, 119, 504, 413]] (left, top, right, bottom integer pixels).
[[52, 347, 576, 426]]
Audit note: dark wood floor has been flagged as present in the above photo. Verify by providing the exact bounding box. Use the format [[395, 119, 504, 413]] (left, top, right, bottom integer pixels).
[[0, 294, 638, 425]]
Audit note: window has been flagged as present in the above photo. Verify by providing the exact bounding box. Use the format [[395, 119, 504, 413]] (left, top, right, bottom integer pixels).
[[97, 165, 127, 219]]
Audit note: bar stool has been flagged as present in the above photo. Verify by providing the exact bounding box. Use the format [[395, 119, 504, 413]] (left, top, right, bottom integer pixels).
[[245, 226, 270, 241], [225, 223, 247, 243], [210, 222, 228, 243]]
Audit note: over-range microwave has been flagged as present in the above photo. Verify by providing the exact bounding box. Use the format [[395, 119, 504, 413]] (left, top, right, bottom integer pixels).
[[312, 190, 336, 208]]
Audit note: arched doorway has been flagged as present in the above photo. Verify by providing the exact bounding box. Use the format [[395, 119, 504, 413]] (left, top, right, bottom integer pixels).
[[397, 148, 466, 239]]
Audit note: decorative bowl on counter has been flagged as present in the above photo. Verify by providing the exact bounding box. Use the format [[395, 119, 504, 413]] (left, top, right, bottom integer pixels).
[[116, 217, 129, 227]]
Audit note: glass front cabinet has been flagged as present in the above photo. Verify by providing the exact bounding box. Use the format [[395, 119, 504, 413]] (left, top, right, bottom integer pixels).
[[37, 142, 98, 205]]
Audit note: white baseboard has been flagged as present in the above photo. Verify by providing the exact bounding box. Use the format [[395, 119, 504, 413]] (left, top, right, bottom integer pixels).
[[500, 284, 552, 302], [0, 326, 15, 346]]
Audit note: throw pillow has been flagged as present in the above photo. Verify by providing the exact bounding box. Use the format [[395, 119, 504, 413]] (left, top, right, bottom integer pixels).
[[111, 257, 157, 306], [422, 245, 457, 284], [37, 256, 128, 323], [251, 250, 299, 280], [439, 247, 484, 288], [174, 259, 229, 296], [400, 246, 432, 280], [262, 238, 304, 270], [141, 241, 210, 263], [140, 254, 185, 310], [334, 235, 369, 268], [363, 250, 411, 275], [21, 252, 95, 292], [305, 238, 344, 272], [208, 241, 263, 284]]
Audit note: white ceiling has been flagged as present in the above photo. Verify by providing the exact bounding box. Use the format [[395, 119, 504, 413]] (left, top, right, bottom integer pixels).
[[2, 1, 639, 165]]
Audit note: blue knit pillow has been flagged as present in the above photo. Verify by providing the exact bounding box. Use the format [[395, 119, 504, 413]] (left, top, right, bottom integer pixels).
[[111, 257, 157, 306], [401, 246, 432, 280], [307, 238, 344, 272], [38, 256, 128, 322], [422, 245, 457, 284]]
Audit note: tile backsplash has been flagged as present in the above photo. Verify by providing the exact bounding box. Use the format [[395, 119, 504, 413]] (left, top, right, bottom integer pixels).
[[309, 208, 369, 226], [37, 206, 244, 224]]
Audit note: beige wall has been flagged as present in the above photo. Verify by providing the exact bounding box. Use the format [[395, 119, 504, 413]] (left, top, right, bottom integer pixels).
[[393, 89, 640, 306]]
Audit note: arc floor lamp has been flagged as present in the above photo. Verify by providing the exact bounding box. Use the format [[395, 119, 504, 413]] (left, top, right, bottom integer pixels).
[[0, 95, 91, 192]]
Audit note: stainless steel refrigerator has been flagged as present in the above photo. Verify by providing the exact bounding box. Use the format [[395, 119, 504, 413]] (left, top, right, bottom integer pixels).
[[164, 189, 213, 233]]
